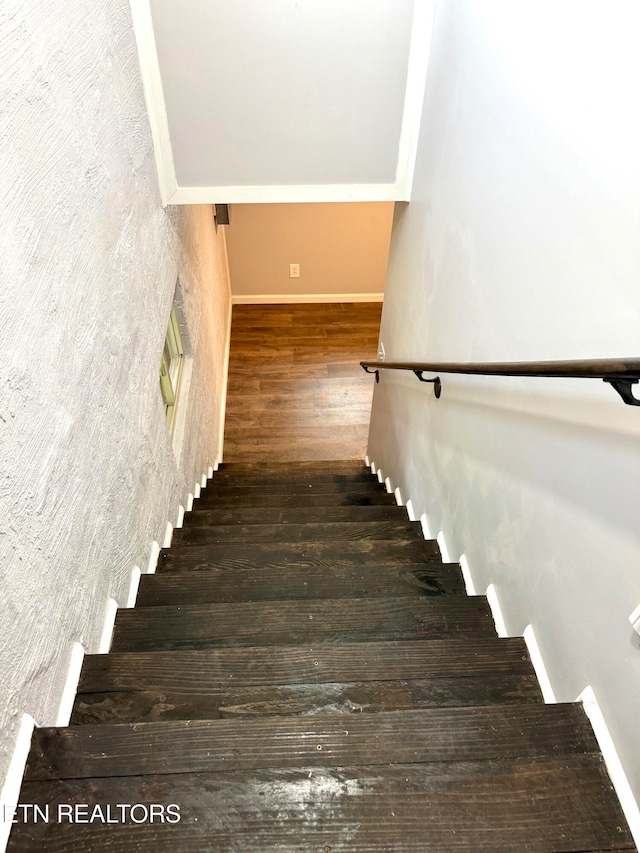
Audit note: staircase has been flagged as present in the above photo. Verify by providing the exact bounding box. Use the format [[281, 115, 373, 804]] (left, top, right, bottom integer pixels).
[[8, 461, 634, 851]]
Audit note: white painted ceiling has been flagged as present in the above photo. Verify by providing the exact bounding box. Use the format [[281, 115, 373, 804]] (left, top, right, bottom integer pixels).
[[148, 0, 416, 192]]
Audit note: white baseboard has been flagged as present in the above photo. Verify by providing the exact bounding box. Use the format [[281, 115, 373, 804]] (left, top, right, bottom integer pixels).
[[420, 513, 432, 540], [98, 598, 119, 653], [458, 554, 477, 596], [436, 530, 452, 563], [578, 686, 640, 850], [0, 713, 35, 853], [485, 583, 508, 638], [405, 499, 416, 522], [194, 482, 201, 499], [127, 566, 142, 608], [523, 624, 556, 704], [175, 504, 185, 529], [56, 642, 85, 727], [231, 293, 384, 305], [146, 541, 161, 575], [394, 486, 403, 507], [384, 477, 393, 494], [186, 492, 194, 512], [217, 296, 233, 465]]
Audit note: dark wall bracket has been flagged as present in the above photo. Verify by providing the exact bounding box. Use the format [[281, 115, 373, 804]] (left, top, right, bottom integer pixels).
[[603, 378, 640, 406], [362, 365, 380, 383], [413, 371, 442, 399]]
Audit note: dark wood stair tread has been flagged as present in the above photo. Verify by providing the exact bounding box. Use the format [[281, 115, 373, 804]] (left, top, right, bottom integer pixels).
[[11, 756, 633, 852], [110, 596, 495, 652], [185, 504, 408, 526], [196, 480, 389, 497], [193, 490, 397, 508], [78, 638, 534, 693], [139, 562, 464, 605], [138, 563, 465, 606], [211, 468, 375, 486], [25, 704, 598, 781], [71, 674, 543, 724], [171, 520, 423, 545], [159, 538, 442, 571], [217, 460, 370, 474]]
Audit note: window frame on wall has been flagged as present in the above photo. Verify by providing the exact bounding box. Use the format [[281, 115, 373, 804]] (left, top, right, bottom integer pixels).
[[159, 279, 194, 464], [160, 304, 184, 434]]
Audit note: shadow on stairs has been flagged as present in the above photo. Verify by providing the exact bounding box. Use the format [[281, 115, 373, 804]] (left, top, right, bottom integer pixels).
[[7, 461, 635, 851]]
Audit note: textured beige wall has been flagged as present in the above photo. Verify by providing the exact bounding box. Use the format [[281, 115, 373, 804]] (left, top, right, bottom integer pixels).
[[0, 0, 231, 799], [225, 203, 394, 300]]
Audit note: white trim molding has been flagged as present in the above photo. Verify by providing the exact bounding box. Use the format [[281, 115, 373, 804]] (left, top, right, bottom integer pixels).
[[56, 643, 85, 727], [436, 530, 452, 563], [98, 598, 119, 653], [420, 513, 433, 540], [127, 566, 142, 608], [0, 714, 36, 853], [395, 0, 437, 200], [231, 293, 384, 305], [128, 0, 177, 206], [578, 686, 640, 850], [523, 624, 556, 704], [458, 554, 476, 596], [217, 292, 233, 465], [485, 583, 508, 638], [146, 541, 161, 575], [168, 184, 401, 206]]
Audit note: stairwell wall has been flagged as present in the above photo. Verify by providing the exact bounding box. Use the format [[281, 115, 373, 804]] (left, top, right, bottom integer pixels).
[[0, 0, 231, 794], [368, 0, 640, 805]]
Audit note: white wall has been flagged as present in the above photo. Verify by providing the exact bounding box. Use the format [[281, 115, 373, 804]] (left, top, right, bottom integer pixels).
[[226, 203, 394, 301], [148, 0, 414, 191], [0, 0, 231, 796], [368, 0, 640, 805]]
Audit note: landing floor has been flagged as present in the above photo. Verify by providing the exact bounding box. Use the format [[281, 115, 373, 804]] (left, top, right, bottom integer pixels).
[[223, 302, 382, 461]]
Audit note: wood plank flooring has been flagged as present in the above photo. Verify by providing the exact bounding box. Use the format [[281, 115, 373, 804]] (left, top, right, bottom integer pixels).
[[223, 303, 382, 461], [8, 461, 634, 852]]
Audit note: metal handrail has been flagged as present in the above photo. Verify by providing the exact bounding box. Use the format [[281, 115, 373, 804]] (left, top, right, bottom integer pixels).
[[360, 357, 640, 406]]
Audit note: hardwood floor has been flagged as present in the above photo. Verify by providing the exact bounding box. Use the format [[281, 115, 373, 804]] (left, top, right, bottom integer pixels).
[[223, 302, 382, 461]]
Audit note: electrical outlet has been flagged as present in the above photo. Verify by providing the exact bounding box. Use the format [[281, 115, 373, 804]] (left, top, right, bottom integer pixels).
[[289, 263, 300, 278], [378, 341, 385, 362]]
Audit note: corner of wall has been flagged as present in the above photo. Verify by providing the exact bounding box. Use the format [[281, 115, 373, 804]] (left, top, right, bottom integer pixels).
[[394, 0, 437, 200], [128, 0, 178, 205]]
